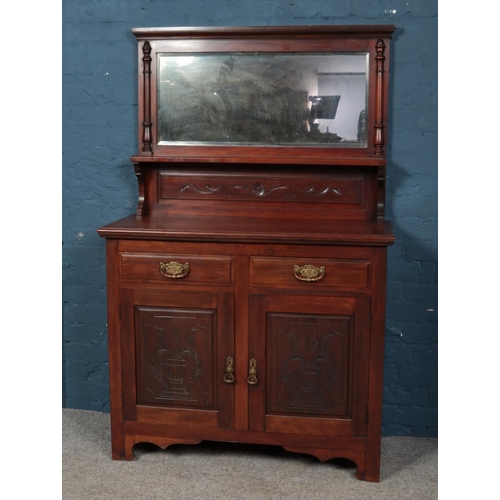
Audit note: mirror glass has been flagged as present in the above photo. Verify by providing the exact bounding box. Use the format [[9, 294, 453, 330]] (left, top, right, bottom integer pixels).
[[157, 52, 368, 147]]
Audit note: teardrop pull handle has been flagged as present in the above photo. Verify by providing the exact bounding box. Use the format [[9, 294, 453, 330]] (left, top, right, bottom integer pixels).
[[223, 356, 235, 384], [247, 359, 258, 385]]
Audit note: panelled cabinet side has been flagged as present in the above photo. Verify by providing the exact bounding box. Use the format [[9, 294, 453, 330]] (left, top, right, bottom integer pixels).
[[105, 239, 126, 459], [98, 25, 395, 483], [366, 246, 389, 481]]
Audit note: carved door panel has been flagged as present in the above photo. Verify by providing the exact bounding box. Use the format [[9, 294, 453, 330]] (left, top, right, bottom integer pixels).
[[120, 288, 234, 429], [248, 295, 370, 437]]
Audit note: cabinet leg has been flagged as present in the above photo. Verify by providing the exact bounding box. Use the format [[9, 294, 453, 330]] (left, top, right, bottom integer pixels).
[[111, 449, 126, 460], [363, 448, 381, 482], [353, 450, 381, 482], [110, 434, 136, 460], [110, 427, 127, 460]]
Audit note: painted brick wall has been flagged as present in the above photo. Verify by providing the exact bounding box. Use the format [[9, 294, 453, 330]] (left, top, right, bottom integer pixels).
[[62, 0, 438, 437]]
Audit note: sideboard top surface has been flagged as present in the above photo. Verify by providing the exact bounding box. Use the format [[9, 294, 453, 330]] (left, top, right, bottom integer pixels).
[[98, 214, 395, 246]]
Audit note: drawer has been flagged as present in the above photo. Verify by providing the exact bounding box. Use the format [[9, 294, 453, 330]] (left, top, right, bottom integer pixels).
[[121, 253, 232, 285], [250, 257, 371, 289]]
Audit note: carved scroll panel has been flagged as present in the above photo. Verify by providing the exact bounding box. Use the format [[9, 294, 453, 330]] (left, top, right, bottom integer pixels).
[[159, 172, 364, 206]]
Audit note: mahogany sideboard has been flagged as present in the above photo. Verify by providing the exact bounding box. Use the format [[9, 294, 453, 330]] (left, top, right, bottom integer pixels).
[[98, 25, 395, 482]]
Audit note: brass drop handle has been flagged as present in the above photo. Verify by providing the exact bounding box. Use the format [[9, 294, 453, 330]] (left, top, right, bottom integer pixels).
[[223, 356, 235, 384], [160, 261, 190, 279], [294, 264, 325, 282], [247, 359, 258, 385]]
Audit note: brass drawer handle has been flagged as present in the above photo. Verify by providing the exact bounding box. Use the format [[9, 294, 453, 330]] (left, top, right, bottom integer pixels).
[[294, 264, 325, 282], [159, 261, 190, 279], [223, 356, 235, 384], [247, 359, 258, 385]]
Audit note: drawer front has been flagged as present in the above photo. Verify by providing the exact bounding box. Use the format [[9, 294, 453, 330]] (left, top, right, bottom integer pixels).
[[121, 253, 232, 285], [250, 257, 370, 289]]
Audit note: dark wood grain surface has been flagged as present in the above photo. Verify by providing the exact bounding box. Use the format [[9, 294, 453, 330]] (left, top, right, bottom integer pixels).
[[98, 214, 395, 246], [99, 24, 395, 482]]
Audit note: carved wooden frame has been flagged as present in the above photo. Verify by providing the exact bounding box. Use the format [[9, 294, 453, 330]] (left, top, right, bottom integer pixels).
[[134, 26, 393, 165]]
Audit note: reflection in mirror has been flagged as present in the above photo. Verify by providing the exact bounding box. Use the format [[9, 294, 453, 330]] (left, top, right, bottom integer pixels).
[[157, 53, 368, 147]]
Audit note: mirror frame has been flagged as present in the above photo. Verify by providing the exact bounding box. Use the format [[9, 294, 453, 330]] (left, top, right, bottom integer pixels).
[[133, 26, 394, 165]]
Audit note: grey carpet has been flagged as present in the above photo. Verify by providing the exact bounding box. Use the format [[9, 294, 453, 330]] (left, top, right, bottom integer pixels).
[[62, 409, 437, 499]]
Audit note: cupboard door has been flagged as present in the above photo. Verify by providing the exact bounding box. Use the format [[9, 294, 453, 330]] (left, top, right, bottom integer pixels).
[[248, 295, 370, 437], [120, 287, 234, 429]]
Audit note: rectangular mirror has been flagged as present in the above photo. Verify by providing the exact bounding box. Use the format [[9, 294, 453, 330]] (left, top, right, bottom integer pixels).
[[157, 52, 368, 147]]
